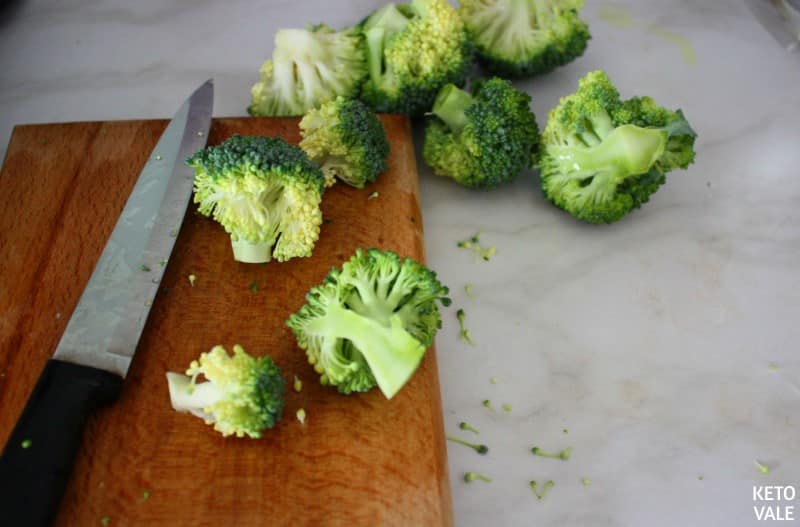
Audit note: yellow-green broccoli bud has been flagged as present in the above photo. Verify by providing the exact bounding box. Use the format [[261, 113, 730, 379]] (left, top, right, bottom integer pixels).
[[187, 135, 325, 263], [299, 97, 390, 188], [166, 345, 286, 439]]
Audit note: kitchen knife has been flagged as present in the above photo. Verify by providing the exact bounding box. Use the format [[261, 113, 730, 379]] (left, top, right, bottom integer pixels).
[[745, 0, 800, 52], [0, 79, 214, 526]]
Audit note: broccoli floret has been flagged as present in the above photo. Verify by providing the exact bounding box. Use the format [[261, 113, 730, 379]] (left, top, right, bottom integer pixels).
[[299, 96, 390, 188], [460, 0, 590, 78], [538, 70, 697, 223], [166, 345, 286, 438], [359, 0, 473, 116], [248, 24, 367, 117], [187, 135, 326, 263], [423, 78, 539, 189], [286, 248, 450, 399]]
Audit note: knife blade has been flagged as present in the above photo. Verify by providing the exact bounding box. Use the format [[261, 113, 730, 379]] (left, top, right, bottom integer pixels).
[[0, 79, 214, 526], [745, 0, 800, 52]]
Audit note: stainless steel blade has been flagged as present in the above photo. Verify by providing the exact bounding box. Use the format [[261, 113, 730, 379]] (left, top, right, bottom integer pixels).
[[745, 0, 800, 52], [53, 80, 214, 377]]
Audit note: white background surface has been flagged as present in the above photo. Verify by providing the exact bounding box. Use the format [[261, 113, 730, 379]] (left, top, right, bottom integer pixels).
[[1, 1, 799, 525]]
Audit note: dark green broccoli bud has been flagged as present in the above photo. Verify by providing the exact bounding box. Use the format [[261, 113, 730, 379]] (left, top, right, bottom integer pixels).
[[286, 248, 450, 399], [538, 70, 697, 223], [423, 78, 540, 189], [166, 345, 286, 439], [359, 0, 473, 116], [456, 308, 474, 344], [299, 97, 390, 188], [249, 24, 367, 116], [464, 471, 492, 483], [447, 434, 489, 454], [187, 135, 326, 263], [460, 0, 590, 78]]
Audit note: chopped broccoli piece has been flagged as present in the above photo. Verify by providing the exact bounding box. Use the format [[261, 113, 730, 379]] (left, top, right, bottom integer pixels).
[[296, 408, 307, 425], [464, 471, 492, 483], [368, 191, 379, 200], [20, 439, 32, 449], [188, 135, 326, 263], [166, 344, 286, 439], [188, 274, 196, 287], [502, 403, 512, 412], [299, 97, 389, 188], [460, 0, 590, 78], [293, 375, 303, 392], [464, 283, 474, 298], [286, 248, 450, 399], [249, 24, 367, 116], [359, 0, 473, 116], [447, 434, 489, 454], [538, 70, 697, 223], [423, 78, 539, 189], [459, 421, 480, 434], [482, 399, 495, 412], [99, 516, 111, 527], [457, 231, 496, 260], [581, 477, 590, 485], [755, 460, 771, 474]]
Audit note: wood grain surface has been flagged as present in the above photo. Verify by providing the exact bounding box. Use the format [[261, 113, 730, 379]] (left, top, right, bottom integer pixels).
[[0, 115, 453, 526]]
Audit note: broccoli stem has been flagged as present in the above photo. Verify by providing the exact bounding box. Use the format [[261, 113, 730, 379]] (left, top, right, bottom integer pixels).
[[559, 124, 667, 182], [363, 3, 411, 85], [365, 27, 387, 86], [306, 303, 426, 399], [432, 84, 473, 135], [531, 446, 572, 460], [231, 237, 273, 263], [447, 434, 489, 454]]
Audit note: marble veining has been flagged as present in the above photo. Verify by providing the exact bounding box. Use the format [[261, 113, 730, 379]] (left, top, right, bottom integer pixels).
[[1, 0, 799, 525]]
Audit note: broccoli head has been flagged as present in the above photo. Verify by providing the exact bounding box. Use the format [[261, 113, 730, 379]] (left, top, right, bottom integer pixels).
[[166, 345, 286, 438], [359, 0, 473, 116], [423, 77, 539, 189], [299, 96, 390, 188], [460, 0, 590, 78], [538, 70, 697, 223], [248, 24, 367, 116], [187, 135, 325, 263], [286, 249, 450, 399]]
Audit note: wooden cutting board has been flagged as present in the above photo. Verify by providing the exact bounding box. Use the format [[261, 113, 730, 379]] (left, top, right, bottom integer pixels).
[[0, 115, 453, 526]]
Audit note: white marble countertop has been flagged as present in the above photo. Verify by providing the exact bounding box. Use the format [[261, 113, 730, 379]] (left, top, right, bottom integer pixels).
[[2, 1, 799, 525]]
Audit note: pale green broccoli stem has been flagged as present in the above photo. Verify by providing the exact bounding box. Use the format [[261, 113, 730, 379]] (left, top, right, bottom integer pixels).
[[464, 471, 492, 483], [431, 84, 473, 135], [531, 446, 572, 460], [166, 372, 222, 421], [447, 434, 489, 454], [306, 303, 425, 399], [560, 124, 667, 181], [577, 112, 615, 146], [530, 480, 555, 500], [456, 309, 474, 344], [364, 4, 410, 85], [231, 237, 273, 263]]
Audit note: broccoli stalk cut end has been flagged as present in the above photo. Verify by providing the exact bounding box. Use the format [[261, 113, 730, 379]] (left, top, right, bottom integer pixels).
[[306, 304, 426, 399], [231, 238, 274, 263], [431, 84, 473, 135]]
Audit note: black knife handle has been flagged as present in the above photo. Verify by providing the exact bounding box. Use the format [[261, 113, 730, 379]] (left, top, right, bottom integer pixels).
[[0, 359, 123, 526]]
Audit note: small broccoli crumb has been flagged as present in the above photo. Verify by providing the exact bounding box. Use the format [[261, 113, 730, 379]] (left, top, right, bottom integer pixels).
[[159, 259, 168, 267], [459, 421, 479, 434], [249, 281, 259, 293], [169, 229, 178, 237], [456, 309, 474, 344], [457, 231, 496, 261], [297, 408, 307, 425], [140, 265, 151, 272], [368, 191, 379, 200], [531, 446, 572, 460], [482, 399, 495, 412], [293, 375, 303, 392], [530, 480, 555, 500], [755, 460, 770, 474], [563, 428, 569, 434], [138, 490, 151, 503], [21, 439, 32, 449], [581, 477, 590, 485], [464, 284, 474, 298], [698, 475, 704, 481], [155, 154, 162, 161], [446, 434, 489, 454], [490, 376, 498, 384], [99, 516, 111, 527], [464, 471, 492, 483], [188, 274, 196, 287], [768, 363, 779, 371], [40, 138, 48, 145], [502, 404, 512, 412]]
